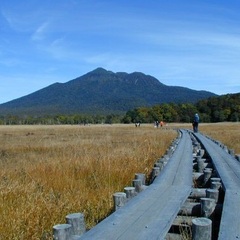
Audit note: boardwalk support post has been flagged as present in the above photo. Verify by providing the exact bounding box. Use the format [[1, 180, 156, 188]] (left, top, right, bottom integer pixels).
[[211, 181, 221, 190], [210, 178, 221, 190], [132, 179, 143, 193], [66, 213, 86, 236], [113, 192, 126, 211], [150, 167, 160, 183], [134, 173, 146, 185], [197, 157, 205, 173], [124, 186, 136, 199], [210, 177, 221, 183], [203, 168, 212, 186], [190, 188, 207, 199], [53, 224, 72, 240], [198, 149, 205, 158], [192, 217, 212, 240], [206, 189, 219, 203], [200, 198, 216, 218]]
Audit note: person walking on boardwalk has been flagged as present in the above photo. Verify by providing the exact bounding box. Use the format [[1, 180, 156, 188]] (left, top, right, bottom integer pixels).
[[193, 113, 199, 133]]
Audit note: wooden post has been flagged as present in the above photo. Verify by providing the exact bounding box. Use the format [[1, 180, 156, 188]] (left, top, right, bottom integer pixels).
[[179, 202, 201, 216], [192, 217, 212, 240], [198, 149, 205, 158], [206, 189, 219, 203], [211, 181, 221, 190], [193, 172, 204, 181], [197, 157, 205, 173], [66, 213, 86, 236], [166, 146, 174, 156], [210, 177, 221, 183], [203, 168, 212, 186], [193, 146, 199, 154], [223, 145, 228, 152], [200, 198, 216, 218], [132, 179, 143, 193], [228, 149, 235, 156], [53, 224, 72, 240], [190, 188, 207, 199], [134, 173, 146, 185], [124, 186, 136, 199], [154, 161, 164, 171], [150, 167, 160, 183], [113, 192, 126, 211], [162, 155, 169, 165]]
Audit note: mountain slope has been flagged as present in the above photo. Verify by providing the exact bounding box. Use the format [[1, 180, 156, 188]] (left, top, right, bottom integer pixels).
[[0, 68, 217, 116]]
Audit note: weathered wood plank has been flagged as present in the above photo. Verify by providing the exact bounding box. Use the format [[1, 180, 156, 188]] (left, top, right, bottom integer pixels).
[[117, 187, 190, 240], [218, 190, 240, 240], [195, 133, 240, 189]]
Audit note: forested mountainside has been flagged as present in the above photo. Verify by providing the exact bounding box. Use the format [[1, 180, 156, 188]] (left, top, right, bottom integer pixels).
[[0, 68, 216, 116]]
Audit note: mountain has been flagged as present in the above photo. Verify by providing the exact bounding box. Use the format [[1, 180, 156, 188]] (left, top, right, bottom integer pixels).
[[0, 68, 217, 116]]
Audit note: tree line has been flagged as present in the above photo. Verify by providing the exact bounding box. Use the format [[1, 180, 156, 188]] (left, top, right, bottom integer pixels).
[[0, 93, 239, 125], [123, 93, 240, 123]]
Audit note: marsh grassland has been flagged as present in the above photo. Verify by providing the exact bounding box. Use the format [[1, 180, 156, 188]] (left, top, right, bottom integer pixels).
[[0, 123, 239, 239], [0, 124, 176, 239], [199, 122, 240, 153]]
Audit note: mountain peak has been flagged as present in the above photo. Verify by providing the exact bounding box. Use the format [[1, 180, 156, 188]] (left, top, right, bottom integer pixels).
[[0, 68, 217, 116], [89, 67, 112, 75]]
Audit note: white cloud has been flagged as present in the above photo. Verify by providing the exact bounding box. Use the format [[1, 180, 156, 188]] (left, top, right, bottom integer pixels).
[[31, 22, 49, 41], [1, 9, 15, 29]]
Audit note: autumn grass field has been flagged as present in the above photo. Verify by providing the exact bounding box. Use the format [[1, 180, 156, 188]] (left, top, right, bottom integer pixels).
[[0, 124, 176, 239], [0, 123, 239, 239], [198, 122, 240, 153]]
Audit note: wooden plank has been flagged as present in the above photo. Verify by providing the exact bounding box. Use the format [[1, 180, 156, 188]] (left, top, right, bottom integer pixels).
[[195, 133, 240, 189], [80, 187, 191, 240], [218, 190, 240, 240], [79, 182, 170, 239], [117, 187, 191, 240]]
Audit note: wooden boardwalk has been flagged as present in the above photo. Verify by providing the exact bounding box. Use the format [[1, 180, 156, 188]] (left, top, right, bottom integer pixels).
[[80, 130, 193, 240], [54, 129, 240, 239]]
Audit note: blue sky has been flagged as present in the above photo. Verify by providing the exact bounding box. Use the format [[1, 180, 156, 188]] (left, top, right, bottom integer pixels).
[[1, 0, 240, 104]]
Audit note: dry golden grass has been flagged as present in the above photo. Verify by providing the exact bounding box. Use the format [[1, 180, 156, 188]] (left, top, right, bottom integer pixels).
[[1, 123, 239, 239], [199, 122, 240, 154], [0, 124, 176, 240]]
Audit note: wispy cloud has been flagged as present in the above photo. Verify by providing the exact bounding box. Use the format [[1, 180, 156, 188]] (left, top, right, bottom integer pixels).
[[1, 9, 17, 30], [31, 22, 49, 41], [1, 8, 32, 32]]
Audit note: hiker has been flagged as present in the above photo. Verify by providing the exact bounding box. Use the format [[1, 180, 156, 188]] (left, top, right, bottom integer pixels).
[[193, 113, 200, 133], [160, 121, 164, 127], [135, 122, 140, 127]]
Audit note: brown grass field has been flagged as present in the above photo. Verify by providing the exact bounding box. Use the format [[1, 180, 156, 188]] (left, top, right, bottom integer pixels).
[[0, 123, 239, 239]]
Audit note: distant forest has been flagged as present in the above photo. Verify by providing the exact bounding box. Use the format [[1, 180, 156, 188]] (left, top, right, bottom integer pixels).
[[0, 93, 239, 125]]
